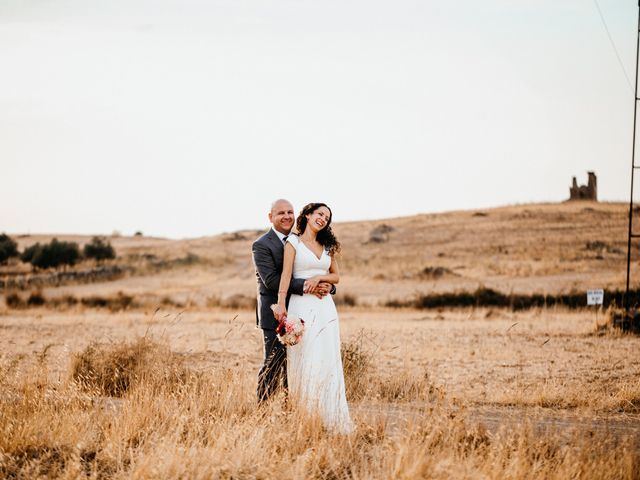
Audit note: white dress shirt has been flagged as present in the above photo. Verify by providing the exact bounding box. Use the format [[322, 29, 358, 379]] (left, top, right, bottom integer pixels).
[[271, 227, 288, 245]]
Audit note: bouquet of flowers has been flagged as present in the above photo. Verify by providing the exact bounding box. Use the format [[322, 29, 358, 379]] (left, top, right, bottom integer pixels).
[[272, 307, 305, 346]]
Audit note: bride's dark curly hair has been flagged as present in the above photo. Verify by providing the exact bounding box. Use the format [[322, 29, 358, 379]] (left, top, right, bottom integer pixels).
[[295, 203, 341, 256]]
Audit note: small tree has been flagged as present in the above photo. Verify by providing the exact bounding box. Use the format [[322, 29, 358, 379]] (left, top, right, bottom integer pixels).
[[0, 233, 18, 264], [83, 236, 116, 263], [20, 243, 42, 266], [57, 240, 81, 268], [22, 239, 81, 270]]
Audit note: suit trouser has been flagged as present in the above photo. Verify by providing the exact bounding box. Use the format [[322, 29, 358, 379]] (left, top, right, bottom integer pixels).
[[257, 328, 287, 402]]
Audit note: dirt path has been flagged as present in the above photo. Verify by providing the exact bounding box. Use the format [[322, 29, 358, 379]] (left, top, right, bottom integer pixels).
[[353, 403, 640, 443]]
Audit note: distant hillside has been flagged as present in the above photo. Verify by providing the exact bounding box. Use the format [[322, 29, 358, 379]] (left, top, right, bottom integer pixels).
[[3, 201, 634, 307]]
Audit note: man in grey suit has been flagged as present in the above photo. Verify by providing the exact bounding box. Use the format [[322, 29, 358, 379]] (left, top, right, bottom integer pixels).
[[252, 199, 333, 403]]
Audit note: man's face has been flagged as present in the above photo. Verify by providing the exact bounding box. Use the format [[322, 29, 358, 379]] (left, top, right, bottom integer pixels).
[[269, 200, 295, 235]]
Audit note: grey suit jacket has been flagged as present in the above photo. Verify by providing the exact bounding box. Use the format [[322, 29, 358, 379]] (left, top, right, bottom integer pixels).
[[252, 229, 305, 330]]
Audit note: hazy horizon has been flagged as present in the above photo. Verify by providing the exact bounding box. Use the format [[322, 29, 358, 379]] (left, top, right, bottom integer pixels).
[[1, 0, 637, 238], [0, 198, 629, 241]]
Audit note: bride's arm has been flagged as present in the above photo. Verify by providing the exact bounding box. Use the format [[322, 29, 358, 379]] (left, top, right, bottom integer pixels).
[[304, 256, 339, 293], [273, 243, 296, 320]]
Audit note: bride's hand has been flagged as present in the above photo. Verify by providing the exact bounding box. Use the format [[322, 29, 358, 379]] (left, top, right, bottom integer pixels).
[[303, 277, 321, 294], [271, 304, 286, 321], [310, 281, 331, 299]]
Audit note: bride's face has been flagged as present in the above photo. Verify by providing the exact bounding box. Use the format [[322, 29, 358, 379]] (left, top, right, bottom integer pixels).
[[306, 206, 331, 233]]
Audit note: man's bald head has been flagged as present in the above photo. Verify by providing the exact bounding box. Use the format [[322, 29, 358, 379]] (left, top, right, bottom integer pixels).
[[270, 198, 293, 215], [269, 199, 295, 235]]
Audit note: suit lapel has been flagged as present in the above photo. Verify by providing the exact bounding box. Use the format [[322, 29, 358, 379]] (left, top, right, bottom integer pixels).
[[267, 229, 285, 266]]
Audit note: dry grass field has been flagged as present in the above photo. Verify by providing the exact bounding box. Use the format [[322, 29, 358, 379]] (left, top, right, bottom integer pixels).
[[1, 201, 640, 478], [2, 200, 634, 307]]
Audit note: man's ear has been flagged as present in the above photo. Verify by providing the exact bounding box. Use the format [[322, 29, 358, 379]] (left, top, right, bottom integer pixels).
[[268, 212, 273, 222]]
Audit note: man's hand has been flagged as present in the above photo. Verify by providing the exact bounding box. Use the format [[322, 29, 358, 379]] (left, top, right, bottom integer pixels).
[[309, 281, 332, 299], [303, 277, 320, 294]]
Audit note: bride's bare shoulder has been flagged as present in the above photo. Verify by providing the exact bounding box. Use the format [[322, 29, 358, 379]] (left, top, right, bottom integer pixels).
[[286, 234, 300, 247]]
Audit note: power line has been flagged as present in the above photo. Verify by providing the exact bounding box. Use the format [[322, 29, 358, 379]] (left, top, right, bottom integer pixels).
[[593, 0, 634, 93]]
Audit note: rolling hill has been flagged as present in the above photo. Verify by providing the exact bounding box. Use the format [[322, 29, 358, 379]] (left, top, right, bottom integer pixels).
[[2, 201, 634, 308]]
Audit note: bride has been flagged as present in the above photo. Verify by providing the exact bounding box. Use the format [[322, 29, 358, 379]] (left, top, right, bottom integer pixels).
[[273, 202, 353, 433]]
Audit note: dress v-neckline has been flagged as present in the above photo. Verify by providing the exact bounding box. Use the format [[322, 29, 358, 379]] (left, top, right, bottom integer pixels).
[[300, 239, 324, 261]]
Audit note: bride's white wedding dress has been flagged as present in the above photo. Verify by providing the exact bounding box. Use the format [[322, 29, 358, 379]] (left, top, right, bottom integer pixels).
[[285, 235, 353, 433]]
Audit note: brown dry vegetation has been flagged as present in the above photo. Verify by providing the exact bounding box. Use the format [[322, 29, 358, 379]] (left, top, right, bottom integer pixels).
[[1, 201, 635, 308], [1, 202, 640, 478], [1, 308, 639, 478], [0, 325, 635, 478]]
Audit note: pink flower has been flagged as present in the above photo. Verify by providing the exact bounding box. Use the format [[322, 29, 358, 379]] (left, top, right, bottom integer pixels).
[[275, 316, 305, 346]]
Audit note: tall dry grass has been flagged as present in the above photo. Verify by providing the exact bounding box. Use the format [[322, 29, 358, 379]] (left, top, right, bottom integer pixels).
[[1, 336, 637, 479]]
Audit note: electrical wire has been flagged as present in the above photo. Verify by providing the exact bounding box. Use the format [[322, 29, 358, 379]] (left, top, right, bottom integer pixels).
[[593, 0, 635, 93]]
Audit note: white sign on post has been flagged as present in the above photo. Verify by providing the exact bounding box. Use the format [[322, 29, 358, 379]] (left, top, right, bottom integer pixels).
[[587, 289, 604, 306]]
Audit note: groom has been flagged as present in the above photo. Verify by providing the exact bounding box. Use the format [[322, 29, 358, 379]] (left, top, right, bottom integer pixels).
[[252, 198, 333, 403]]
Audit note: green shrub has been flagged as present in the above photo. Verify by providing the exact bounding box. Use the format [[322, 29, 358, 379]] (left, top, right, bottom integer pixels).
[[26, 290, 46, 306], [20, 243, 41, 264], [384, 287, 640, 311], [21, 239, 81, 270], [49, 294, 79, 308], [5, 292, 25, 309], [0, 233, 18, 264], [80, 292, 136, 311], [335, 293, 358, 307], [83, 236, 116, 263]]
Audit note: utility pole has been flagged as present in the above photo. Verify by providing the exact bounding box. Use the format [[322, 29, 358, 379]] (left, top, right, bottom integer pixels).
[[625, 2, 640, 313]]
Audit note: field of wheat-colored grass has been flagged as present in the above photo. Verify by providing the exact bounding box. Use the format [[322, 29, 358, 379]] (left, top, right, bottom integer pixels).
[[1, 201, 640, 478], [1, 306, 639, 478]]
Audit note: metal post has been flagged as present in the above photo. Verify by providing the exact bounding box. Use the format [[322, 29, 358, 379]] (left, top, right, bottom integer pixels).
[[625, 2, 640, 312]]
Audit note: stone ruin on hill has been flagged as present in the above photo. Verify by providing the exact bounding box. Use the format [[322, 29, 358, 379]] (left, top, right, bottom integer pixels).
[[569, 171, 597, 201]]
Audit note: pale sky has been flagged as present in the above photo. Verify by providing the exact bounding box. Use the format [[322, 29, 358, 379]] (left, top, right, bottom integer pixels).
[[1, 0, 637, 238]]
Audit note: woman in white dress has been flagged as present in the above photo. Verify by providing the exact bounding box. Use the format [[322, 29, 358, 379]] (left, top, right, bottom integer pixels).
[[273, 203, 353, 433]]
